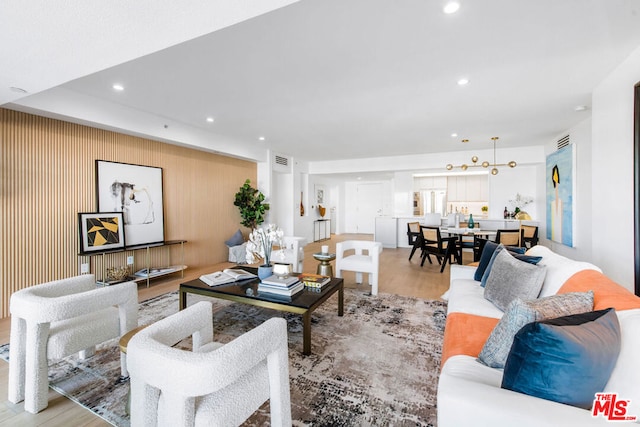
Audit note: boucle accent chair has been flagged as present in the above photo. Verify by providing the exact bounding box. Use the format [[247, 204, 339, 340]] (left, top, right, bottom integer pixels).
[[335, 240, 383, 295], [127, 301, 292, 427], [8, 274, 138, 413]]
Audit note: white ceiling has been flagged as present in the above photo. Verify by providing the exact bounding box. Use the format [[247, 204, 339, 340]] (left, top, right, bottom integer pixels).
[[4, 0, 640, 164]]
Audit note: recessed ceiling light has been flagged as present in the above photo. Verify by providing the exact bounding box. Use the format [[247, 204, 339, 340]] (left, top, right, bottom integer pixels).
[[112, 84, 124, 91], [9, 86, 28, 94], [451, 133, 458, 137], [575, 105, 589, 111], [206, 117, 215, 123], [259, 136, 265, 141], [443, 1, 460, 14], [457, 78, 469, 86]]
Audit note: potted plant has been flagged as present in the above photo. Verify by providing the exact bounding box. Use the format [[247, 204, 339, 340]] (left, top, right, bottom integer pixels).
[[233, 179, 270, 230]]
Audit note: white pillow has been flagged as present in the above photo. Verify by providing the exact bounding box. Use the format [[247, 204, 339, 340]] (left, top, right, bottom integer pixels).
[[526, 246, 601, 297]]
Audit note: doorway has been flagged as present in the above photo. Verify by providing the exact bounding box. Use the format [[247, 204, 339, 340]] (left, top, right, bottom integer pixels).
[[355, 183, 383, 234]]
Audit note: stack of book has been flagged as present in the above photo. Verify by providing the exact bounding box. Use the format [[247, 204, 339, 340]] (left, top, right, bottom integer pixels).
[[299, 273, 331, 289], [258, 275, 304, 297]]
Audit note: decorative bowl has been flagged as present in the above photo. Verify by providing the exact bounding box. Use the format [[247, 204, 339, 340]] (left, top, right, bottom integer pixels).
[[272, 262, 293, 278], [106, 266, 130, 281]]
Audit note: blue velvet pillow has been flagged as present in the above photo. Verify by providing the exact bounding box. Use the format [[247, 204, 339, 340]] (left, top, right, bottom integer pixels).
[[502, 308, 621, 410], [480, 247, 542, 287], [224, 229, 245, 247], [474, 240, 526, 281]]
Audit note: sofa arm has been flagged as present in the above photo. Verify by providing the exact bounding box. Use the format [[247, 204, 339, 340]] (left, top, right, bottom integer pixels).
[[449, 264, 477, 282], [438, 356, 609, 427]]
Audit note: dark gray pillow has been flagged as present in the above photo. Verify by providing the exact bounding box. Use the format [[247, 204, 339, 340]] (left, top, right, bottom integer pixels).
[[478, 291, 594, 368], [483, 249, 546, 311], [224, 229, 245, 247]]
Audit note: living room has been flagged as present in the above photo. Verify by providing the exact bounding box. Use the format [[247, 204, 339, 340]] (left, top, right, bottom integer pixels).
[[2, 1, 640, 425]]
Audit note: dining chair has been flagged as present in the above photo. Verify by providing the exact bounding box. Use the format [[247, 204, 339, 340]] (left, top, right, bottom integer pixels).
[[407, 222, 422, 261], [520, 225, 539, 248], [419, 226, 458, 273], [495, 229, 521, 246]]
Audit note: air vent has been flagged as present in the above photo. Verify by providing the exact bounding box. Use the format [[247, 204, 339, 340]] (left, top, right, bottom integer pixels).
[[557, 134, 570, 150], [275, 155, 289, 167], [272, 153, 291, 173]]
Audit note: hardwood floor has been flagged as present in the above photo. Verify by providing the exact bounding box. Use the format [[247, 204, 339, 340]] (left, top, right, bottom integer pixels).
[[0, 233, 464, 426]]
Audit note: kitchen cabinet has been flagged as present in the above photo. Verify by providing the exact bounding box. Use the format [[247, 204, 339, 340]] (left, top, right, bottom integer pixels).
[[447, 175, 488, 202]]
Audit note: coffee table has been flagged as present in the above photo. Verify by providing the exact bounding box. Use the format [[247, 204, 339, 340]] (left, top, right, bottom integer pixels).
[[179, 267, 344, 355]]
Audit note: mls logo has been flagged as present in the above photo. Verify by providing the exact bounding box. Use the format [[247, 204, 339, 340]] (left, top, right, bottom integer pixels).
[[592, 393, 637, 421]]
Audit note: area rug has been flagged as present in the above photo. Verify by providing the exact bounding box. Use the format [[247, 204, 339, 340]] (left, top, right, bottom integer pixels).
[[0, 289, 447, 426]]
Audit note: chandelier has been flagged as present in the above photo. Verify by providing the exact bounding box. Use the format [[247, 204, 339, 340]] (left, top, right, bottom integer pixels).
[[445, 137, 516, 175]]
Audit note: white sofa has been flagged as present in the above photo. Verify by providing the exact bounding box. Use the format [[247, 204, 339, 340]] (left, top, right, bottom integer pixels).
[[438, 245, 640, 427]]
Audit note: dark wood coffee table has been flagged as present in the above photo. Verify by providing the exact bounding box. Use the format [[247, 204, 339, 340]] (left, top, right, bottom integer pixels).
[[179, 268, 344, 355]]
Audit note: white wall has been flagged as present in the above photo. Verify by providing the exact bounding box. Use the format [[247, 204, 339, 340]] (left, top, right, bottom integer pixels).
[[591, 45, 640, 290]]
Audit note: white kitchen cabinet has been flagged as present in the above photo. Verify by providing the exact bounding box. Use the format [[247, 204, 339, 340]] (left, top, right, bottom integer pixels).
[[447, 175, 488, 202]]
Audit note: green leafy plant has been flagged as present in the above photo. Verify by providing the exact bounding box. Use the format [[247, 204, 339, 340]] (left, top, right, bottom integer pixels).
[[233, 179, 270, 230]]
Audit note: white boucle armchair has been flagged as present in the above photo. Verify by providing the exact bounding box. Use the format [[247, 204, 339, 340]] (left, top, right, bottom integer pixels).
[[127, 301, 292, 427], [335, 240, 383, 295], [274, 236, 306, 272], [8, 274, 138, 413]]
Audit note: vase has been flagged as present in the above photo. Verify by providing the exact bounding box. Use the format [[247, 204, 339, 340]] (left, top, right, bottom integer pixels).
[[468, 214, 475, 229], [257, 264, 273, 280], [515, 211, 532, 220]]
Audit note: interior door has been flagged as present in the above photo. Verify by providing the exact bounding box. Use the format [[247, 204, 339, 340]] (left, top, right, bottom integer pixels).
[[355, 183, 383, 234]]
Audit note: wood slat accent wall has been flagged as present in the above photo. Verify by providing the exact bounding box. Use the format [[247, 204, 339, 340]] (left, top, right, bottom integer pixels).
[[0, 108, 255, 317]]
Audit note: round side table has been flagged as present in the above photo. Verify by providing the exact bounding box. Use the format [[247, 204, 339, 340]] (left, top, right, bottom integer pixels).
[[313, 252, 336, 277], [119, 324, 148, 415]]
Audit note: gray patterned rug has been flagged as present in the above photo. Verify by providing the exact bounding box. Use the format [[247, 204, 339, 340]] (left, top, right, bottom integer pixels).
[[1, 289, 446, 426]]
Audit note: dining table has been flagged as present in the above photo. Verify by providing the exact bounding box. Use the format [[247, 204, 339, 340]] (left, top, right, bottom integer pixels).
[[440, 227, 497, 264]]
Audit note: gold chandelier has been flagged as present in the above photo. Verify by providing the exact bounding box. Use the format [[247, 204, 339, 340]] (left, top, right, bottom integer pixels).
[[446, 137, 516, 175]]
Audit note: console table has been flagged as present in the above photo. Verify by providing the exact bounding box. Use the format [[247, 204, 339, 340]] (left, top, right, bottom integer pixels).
[[79, 240, 187, 287], [314, 219, 331, 241]]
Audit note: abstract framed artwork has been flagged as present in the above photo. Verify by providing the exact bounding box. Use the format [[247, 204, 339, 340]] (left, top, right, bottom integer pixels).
[[546, 144, 575, 247], [96, 160, 165, 247], [78, 212, 125, 253], [315, 184, 325, 205]]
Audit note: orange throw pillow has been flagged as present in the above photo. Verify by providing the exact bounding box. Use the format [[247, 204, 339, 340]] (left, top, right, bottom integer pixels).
[[558, 270, 640, 311]]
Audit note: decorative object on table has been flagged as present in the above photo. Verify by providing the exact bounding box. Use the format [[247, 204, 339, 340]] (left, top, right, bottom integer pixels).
[[96, 160, 164, 247], [318, 204, 326, 218], [246, 224, 283, 279], [233, 179, 270, 230], [509, 193, 534, 221], [258, 274, 304, 297], [199, 268, 257, 286], [106, 265, 130, 282], [468, 214, 475, 229], [445, 137, 517, 175], [78, 212, 125, 253], [299, 273, 331, 288], [257, 265, 273, 280], [546, 145, 575, 247], [272, 262, 293, 278]]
